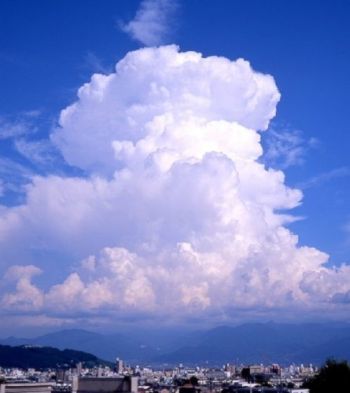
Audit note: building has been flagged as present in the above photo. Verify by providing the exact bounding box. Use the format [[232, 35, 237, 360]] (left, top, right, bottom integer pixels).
[[249, 365, 264, 375], [72, 376, 138, 393], [0, 383, 53, 393], [116, 358, 124, 374]]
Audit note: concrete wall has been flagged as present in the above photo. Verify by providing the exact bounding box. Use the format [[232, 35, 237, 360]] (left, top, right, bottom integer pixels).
[[74, 376, 138, 393], [0, 383, 52, 393]]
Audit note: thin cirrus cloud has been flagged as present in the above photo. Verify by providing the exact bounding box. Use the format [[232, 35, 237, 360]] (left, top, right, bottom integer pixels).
[[297, 166, 350, 190], [14, 138, 58, 167], [262, 127, 319, 169], [0, 112, 39, 140], [0, 45, 349, 327], [120, 0, 178, 46]]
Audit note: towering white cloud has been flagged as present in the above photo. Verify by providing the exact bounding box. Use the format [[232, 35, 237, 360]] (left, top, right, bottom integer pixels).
[[0, 46, 349, 325], [52, 46, 279, 175]]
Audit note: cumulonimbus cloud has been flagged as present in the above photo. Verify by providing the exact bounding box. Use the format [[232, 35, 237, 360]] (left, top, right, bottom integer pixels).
[[0, 45, 349, 325]]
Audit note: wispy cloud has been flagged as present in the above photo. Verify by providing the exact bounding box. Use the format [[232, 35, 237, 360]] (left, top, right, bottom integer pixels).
[[83, 52, 113, 75], [0, 117, 34, 140], [263, 127, 318, 169], [14, 138, 58, 167], [0, 157, 33, 180], [0, 111, 61, 198], [0, 111, 42, 141], [0, 157, 33, 197], [298, 167, 350, 189], [0, 180, 4, 197], [120, 0, 178, 46]]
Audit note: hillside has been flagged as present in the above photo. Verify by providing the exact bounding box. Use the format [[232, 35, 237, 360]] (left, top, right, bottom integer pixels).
[[0, 344, 108, 369], [0, 329, 164, 363]]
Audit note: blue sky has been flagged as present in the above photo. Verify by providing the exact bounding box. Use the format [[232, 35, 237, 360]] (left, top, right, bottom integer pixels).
[[0, 0, 349, 334]]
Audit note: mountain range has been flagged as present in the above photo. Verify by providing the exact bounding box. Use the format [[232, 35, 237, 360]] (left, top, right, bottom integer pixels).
[[1, 322, 349, 366]]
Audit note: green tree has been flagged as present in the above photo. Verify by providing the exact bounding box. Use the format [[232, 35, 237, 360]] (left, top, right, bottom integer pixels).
[[304, 359, 350, 393]]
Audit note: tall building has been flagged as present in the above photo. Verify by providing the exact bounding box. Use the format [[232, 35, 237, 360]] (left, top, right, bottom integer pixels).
[[76, 362, 83, 376], [115, 358, 124, 374]]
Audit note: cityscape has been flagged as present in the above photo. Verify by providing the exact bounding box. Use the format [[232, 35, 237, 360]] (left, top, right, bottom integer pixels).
[[0, 355, 316, 393], [0, 0, 350, 392], [0, 323, 349, 392]]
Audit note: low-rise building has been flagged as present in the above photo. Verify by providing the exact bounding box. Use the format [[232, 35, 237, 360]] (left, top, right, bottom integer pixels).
[[72, 376, 138, 393], [0, 383, 53, 393]]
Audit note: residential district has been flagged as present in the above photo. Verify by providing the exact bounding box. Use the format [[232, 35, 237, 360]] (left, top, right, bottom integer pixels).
[[0, 358, 314, 393]]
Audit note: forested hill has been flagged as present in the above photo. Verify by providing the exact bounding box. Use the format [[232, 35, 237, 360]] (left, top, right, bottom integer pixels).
[[0, 344, 108, 369]]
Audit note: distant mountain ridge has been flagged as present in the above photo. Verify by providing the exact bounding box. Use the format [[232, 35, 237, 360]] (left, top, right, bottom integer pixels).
[[1, 322, 350, 365], [0, 344, 109, 369], [154, 323, 350, 365]]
